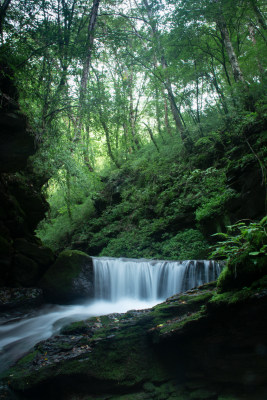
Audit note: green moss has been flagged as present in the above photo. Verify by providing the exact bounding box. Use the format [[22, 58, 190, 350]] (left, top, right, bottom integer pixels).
[[217, 255, 267, 292], [209, 287, 253, 306], [151, 291, 213, 325], [17, 350, 39, 366], [158, 311, 204, 335], [40, 249, 92, 301], [60, 320, 90, 335]]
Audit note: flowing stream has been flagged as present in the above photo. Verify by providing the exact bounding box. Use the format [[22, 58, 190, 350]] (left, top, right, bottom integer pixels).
[[0, 258, 221, 373]]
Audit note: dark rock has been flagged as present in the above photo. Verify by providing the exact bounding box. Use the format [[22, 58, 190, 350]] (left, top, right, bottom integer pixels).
[[14, 238, 54, 268], [0, 287, 43, 311], [0, 235, 13, 285], [0, 111, 35, 172], [40, 250, 94, 303], [0, 67, 53, 288], [12, 254, 40, 286], [4, 283, 266, 400], [7, 173, 49, 231], [227, 161, 265, 220]]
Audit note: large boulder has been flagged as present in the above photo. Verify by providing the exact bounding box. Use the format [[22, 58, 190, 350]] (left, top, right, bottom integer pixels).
[[40, 250, 94, 303]]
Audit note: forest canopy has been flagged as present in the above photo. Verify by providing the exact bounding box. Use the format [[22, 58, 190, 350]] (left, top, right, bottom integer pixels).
[[1, 0, 266, 258]]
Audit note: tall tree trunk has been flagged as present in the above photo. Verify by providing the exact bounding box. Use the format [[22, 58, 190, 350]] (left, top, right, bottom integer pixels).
[[0, 0, 12, 35], [161, 59, 184, 131], [79, 0, 101, 103], [214, 1, 244, 82], [143, 122, 160, 152], [128, 64, 140, 149], [210, 58, 229, 114], [65, 169, 72, 221], [163, 94, 172, 137], [74, 0, 100, 144], [155, 86, 165, 143], [194, 60, 201, 124], [249, 0, 267, 32], [83, 124, 94, 172], [99, 112, 120, 168], [248, 23, 265, 79], [142, 0, 190, 147]]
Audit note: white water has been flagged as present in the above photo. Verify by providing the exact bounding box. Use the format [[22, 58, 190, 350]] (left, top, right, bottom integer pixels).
[[94, 258, 221, 301], [0, 258, 221, 372]]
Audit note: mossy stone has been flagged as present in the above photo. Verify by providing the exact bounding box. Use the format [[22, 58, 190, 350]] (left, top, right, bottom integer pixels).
[[217, 255, 267, 293], [40, 249, 94, 303]]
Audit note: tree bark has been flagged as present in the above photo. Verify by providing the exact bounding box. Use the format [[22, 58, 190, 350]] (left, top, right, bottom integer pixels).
[[248, 23, 265, 79], [128, 62, 141, 149], [142, 0, 190, 147], [99, 112, 120, 168], [0, 0, 12, 34], [79, 0, 101, 103], [249, 0, 267, 31], [143, 122, 160, 152], [214, 1, 244, 82], [162, 92, 172, 137]]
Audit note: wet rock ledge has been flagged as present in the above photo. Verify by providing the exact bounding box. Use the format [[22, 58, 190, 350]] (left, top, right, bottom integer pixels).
[[2, 278, 267, 400]]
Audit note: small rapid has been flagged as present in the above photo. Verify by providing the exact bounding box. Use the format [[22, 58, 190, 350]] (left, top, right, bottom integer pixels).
[[0, 258, 221, 373]]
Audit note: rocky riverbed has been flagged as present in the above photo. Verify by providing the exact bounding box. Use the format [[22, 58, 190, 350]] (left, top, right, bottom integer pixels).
[[1, 278, 266, 400]]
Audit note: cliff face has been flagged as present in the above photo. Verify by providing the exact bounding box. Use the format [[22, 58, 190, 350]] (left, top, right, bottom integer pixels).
[[0, 64, 54, 288]]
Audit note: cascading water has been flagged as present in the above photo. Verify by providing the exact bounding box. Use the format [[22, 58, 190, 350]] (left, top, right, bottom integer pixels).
[[0, 257, 221, 372], [93, 257, 221, 301]]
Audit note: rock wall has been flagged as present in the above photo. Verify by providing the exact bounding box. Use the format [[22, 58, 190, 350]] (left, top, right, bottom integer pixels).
[[0, 63, 54, 288]]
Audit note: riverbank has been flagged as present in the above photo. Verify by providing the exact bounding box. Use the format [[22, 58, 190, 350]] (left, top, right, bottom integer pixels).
[[1, 276, 266, 400]]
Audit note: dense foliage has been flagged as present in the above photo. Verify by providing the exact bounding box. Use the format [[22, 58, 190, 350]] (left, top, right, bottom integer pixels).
[[212, 217, 267, 290], [1, 0, 266, 260]]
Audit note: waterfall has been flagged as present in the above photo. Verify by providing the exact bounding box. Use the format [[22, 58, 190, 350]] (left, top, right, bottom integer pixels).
[[93, 258, 221, 302], [0, 257, 221, 373]]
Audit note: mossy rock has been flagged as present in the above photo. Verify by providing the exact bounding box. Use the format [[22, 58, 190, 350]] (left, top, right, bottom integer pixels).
[[217, 255, 267, 293], [40, 250, 94, 303], [4, 284, 267, 399]]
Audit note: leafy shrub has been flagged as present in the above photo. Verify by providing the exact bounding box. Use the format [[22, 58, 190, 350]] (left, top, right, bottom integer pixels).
[[196, 188, 237, 222], [160, 229, 209, 260], [99, 228, 209, 260], [210, 217, 267, 291]]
